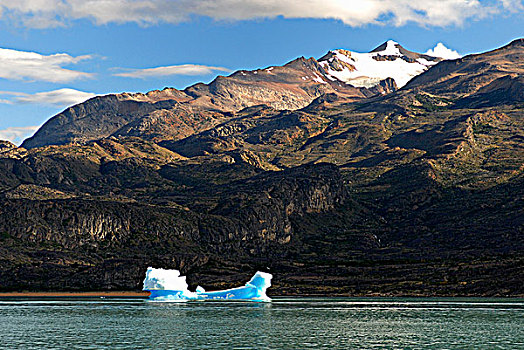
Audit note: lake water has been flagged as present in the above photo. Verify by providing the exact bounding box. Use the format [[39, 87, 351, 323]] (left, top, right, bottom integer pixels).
[[0, 297, 523, 349]]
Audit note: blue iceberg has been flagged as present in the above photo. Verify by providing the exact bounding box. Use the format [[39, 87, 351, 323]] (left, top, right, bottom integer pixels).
[[143, 267, 272, 302]]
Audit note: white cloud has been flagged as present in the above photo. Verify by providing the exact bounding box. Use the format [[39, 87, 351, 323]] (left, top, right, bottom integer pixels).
[[425, 43, 462, 60], [0, 0, 514, 28], [114, 64, 230, 78], [0, 47, 93, 82], [500, 0, 524, 11], [0, 88, 96, 106], [0, 125, 39, 145]]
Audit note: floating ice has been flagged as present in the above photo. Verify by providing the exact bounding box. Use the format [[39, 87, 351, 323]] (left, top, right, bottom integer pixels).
[[142, 267, 197, 300], [143, 267, 272, 302]]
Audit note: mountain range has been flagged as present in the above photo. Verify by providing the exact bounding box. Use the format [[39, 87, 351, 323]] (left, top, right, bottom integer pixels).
[[21, 40, 431, 149], [0, 39, 522, 296]]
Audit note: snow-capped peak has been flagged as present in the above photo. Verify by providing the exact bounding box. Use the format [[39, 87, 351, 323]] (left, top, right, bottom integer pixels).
[[377, 40, 402, 56], [318, 40, 442, 88]]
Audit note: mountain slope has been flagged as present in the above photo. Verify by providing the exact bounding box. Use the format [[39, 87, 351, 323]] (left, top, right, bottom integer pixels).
[[20, 57, 372, 149], [405, 38, 524, 99]]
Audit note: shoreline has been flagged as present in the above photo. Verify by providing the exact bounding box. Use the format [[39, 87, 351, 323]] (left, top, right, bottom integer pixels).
[[0, 291, 151, 298], [0, 291, 522, 298]]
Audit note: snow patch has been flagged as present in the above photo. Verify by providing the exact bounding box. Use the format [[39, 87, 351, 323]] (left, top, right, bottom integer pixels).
[[312, 73, 327, 84], [381, 40, 402, 56]]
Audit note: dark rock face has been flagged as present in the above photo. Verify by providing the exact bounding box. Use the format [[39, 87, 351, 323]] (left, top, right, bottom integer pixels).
[[0, 163, 345, 249], [0, 40, 523, 295], [0, 163, 349, 291], [364, 77, 398, 96]]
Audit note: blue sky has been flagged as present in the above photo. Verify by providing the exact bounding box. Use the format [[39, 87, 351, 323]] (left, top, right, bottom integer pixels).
[[0, 0, 522, 144]]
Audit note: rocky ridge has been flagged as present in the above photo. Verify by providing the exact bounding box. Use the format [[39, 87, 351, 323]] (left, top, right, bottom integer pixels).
[[22, 40, 432, 149]]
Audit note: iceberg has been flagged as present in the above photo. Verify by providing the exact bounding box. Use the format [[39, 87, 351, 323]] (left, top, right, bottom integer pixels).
[[143, 267, 272, 302]]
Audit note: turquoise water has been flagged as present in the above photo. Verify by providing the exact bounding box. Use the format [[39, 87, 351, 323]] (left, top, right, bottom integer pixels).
[[0, 297, 523, 349]]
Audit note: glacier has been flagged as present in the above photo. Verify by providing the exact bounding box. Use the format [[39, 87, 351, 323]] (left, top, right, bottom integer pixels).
[[143, 267, 272, 302]]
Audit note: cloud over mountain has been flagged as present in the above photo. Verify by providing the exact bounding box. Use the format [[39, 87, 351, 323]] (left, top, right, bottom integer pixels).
[[0, 125, 39, 145], [0, 88, 96, 106], [114, 64, 230, 78], [0, 47, 93, 82], [425, 43, 462, 60], [0, 0, 516, 28]]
